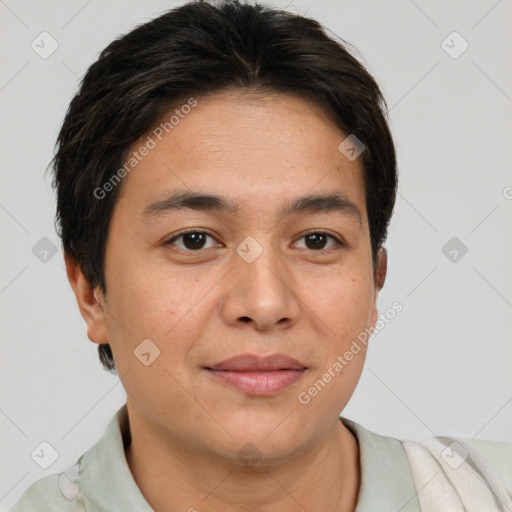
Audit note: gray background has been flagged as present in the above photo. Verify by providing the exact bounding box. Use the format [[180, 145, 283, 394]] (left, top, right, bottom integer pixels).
[[1, 0, 511, 508]]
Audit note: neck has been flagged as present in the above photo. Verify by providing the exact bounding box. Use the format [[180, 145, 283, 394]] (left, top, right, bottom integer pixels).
[[124, 410, 360, 512]]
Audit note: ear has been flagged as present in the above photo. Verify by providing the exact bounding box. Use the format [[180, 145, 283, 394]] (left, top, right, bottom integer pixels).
[[369, 247, 388, 328], [64, 252, 109, 345], [374, 246, 387, 291]]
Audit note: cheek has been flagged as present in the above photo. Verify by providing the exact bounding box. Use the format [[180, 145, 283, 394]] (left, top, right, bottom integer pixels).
[[311, 270, 375, 343], [300, 274, 373, 414], [103, 261, 216, 361]]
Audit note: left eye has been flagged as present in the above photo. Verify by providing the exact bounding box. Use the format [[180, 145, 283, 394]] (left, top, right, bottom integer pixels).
[[294, 232, 343, 251]]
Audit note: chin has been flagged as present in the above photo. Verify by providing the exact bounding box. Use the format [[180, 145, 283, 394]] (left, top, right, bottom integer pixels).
[[211, 412, 317, 460]]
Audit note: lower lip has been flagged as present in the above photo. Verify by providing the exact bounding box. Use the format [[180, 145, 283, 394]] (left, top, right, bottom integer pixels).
[[205, 369, 307, 396]]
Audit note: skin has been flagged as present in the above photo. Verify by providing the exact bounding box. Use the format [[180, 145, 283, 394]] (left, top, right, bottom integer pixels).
[[66, 89, 387, 512]]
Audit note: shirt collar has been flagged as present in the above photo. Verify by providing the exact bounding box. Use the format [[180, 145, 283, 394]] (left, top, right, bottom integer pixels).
[[341, 417, 421, 512], [75, 404, 154, 512]]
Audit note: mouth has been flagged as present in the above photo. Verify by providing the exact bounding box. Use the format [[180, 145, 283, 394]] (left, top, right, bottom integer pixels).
[[203, 353, 308, 396]]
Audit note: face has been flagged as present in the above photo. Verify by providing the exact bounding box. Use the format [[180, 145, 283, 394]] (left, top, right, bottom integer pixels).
[[70, 89, 386, 464]]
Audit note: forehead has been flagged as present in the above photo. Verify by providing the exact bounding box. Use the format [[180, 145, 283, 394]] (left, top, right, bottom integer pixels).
[[115, 90, 367, 223]]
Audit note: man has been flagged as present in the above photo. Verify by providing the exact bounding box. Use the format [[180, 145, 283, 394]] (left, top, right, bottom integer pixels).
[[11, 1, 511, 511]]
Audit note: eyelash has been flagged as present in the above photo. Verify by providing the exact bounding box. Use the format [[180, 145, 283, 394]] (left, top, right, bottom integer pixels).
[[164, 229, 345, 252]]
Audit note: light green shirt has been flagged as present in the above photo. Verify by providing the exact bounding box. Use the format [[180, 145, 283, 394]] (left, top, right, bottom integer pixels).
[[10, 404, 512, 511]]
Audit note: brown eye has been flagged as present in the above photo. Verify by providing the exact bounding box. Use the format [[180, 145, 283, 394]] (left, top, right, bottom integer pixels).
[[305, 233, 327, 249], [166, 231, 219, 251], [181, 232, 207, 249], [295, 232, 343, 251]]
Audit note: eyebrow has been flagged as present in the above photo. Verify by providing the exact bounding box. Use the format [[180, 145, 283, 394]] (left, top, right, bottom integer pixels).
[[141, 190, 362, 226]]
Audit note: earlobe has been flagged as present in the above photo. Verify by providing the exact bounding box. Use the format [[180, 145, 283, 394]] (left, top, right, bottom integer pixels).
[[64, 253, 109, 345]]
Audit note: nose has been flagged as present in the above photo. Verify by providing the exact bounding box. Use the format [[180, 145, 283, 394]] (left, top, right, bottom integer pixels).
[[220, 240, 301, 332]]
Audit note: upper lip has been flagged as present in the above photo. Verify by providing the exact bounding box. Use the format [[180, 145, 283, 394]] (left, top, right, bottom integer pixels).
[[205, 353, 308, 372]]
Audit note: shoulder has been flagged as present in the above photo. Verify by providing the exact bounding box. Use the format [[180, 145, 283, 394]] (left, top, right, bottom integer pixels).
[[461, 437, 512, 495], [402, 434, 512, 508], [342, 417, 512, 511], [9, 405, 124, 512], [9, 466, 80, 512], [10, 404, 152, 512]]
